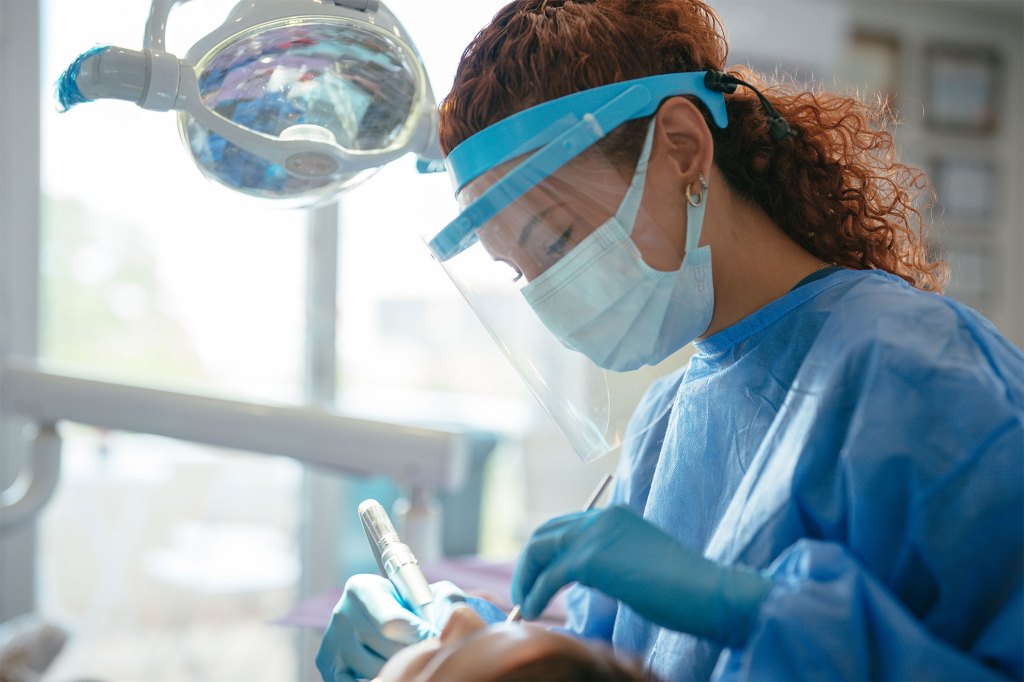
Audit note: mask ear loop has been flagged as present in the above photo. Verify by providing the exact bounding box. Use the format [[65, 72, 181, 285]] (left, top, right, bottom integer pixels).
[[617, 119, 658, 231]]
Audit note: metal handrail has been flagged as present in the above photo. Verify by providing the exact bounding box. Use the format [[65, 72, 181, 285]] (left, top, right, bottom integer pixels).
[[0, 363, 468, 530], [0, 422, 60, 529]]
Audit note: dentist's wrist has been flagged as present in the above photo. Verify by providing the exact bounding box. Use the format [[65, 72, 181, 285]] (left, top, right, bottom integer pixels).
[[716, 565, 772, 647]]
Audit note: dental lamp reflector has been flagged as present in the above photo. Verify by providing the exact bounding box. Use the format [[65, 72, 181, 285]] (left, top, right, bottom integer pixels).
[[57, 0, 442, 206]]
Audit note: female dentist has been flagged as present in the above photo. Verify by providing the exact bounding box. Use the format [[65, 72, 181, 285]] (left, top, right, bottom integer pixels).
[[318, 1, 1024, 679]]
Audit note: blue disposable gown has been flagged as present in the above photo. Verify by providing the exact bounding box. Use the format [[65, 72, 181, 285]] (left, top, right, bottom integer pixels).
[[565, 269, 1024, 680]]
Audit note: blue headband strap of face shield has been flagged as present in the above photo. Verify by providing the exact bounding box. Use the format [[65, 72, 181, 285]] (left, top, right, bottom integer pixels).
[[445, 71, 728, 193], [428, 71, 728, 261]]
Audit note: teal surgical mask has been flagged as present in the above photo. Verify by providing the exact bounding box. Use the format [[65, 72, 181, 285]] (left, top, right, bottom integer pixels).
[[520, 122, 714, 371]]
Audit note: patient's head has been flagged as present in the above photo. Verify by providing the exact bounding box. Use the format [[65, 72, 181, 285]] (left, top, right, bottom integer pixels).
[[375, 605, 648, 681]]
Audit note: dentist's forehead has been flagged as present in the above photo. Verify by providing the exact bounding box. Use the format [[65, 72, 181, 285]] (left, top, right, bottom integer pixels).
[[457, 150, 628, 206]]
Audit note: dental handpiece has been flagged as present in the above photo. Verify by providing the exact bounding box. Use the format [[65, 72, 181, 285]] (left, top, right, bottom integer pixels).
[[359, 499, 436, 622]]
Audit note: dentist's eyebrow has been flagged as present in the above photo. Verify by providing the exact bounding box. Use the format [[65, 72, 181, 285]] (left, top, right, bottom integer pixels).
[[518, 202, 567, 247]]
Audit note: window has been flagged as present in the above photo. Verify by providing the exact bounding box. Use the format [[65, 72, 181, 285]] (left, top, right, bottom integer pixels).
[[39, 1, 310, 677]]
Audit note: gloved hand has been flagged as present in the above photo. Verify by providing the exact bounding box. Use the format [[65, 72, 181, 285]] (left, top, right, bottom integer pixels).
[[316, 574, 464, 682], [513, 506, 772, 645]]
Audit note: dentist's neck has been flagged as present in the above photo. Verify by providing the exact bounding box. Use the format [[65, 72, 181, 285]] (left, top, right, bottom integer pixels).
[[698, 168, 825, 339]]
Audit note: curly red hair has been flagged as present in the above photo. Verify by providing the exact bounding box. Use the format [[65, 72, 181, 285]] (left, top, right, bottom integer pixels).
[[439, 0, 946, 291]]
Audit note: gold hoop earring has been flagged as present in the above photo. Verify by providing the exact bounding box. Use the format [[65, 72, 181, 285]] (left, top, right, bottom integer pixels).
[[686, 173, 708, 208]]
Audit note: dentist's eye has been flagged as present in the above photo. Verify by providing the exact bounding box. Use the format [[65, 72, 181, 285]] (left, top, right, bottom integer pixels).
[[546, 225, 575, 256]]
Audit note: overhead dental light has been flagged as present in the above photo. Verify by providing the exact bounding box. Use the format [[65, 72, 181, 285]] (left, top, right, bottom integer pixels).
[[57, 0, 442, 206]]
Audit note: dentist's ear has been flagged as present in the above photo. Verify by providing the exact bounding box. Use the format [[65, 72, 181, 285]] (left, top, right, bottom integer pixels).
[[631, 98, 715, 269], [650, 97, 714, 189]]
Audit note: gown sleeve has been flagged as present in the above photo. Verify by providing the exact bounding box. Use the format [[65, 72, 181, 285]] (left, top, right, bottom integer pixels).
[[715, 309, 1024, 680], [716, 540, 1021, 680]]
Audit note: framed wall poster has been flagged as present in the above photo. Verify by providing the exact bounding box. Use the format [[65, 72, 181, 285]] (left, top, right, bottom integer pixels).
[[925, 43, 1000, 133]]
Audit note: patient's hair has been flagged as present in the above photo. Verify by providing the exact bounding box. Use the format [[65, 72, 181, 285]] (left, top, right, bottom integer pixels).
[[491, 641, 651, 681]]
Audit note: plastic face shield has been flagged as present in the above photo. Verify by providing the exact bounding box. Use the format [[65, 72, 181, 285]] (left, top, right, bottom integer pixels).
[[425, 73, 728, 462]]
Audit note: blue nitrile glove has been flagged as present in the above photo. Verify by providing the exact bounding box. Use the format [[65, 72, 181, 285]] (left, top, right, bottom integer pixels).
[[316, 574, 465, 682], [513, 506, 772, 645]]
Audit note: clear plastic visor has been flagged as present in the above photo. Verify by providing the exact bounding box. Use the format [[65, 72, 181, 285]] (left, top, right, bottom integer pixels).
[[428, 120, 692, 462]]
